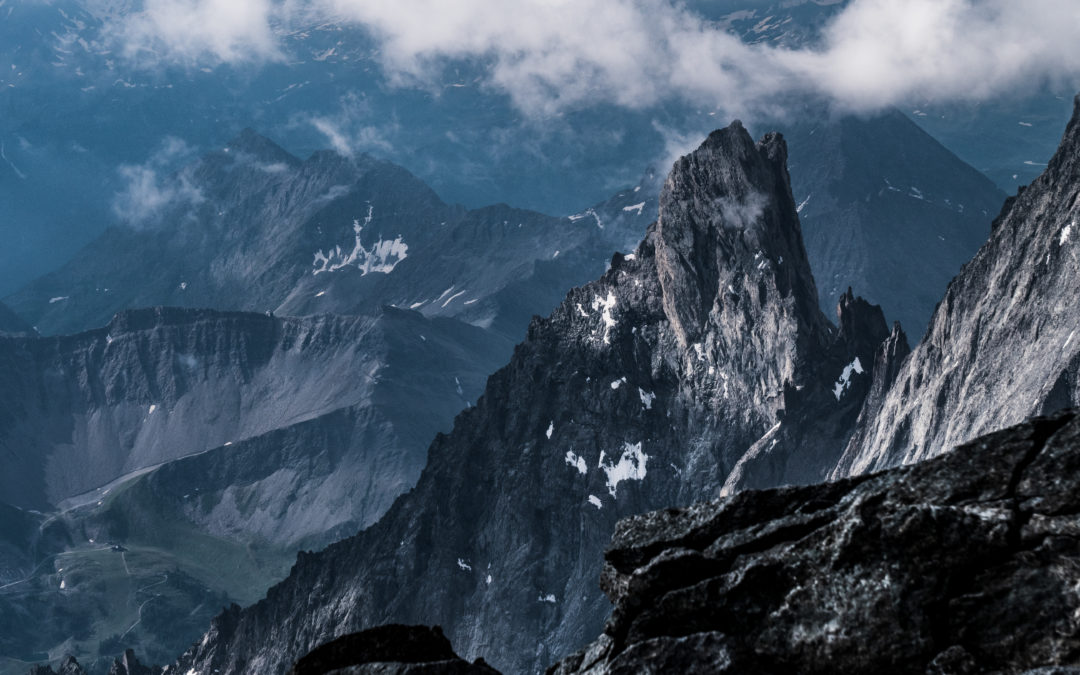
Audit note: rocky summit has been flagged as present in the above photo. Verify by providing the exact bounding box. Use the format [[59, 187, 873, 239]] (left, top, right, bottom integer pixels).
[[552, 410, 1080, 674]]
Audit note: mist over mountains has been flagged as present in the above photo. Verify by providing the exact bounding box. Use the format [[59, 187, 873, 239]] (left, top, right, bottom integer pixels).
[[3, 2, 1080, 674]]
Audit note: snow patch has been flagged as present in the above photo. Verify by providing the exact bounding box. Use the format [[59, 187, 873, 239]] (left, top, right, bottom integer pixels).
[[49, 296, 69, 304], [638, 388, 656, 410], [486, 574, 492, 585], [588, 495, 603, 509], [538, 594, 556, 604], [1061, 221, 1074, 247], [179, 281, 187, 291], [622, 201, 646, 215], [599, 442, 649, 497], [442, 289, 467, 308], [457, 558, 472, 571], [569, 208, 603, 229], [546, 421, 554, 439], [796, 193, 812, 213], [148, 404, 157, 415], [611, 377, 626, 390], [312, 207, 407, 276], [832, 357, 865, 401], [314, 290, 325, 297], [565, 450, 588, 475], [592, 292, 618, 344]]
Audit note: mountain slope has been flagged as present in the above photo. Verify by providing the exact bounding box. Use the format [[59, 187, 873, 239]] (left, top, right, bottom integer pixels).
[[833, 96, 1080, 478], [784, 109, 1005, 338], [166, 121, 896, 675]]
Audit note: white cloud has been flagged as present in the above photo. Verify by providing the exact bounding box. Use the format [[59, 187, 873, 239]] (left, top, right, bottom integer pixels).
[[297, 93, 398, 158], [109, 0, 283, 66], [103, 0, 1080, 115], [112, 137, 203, 226]]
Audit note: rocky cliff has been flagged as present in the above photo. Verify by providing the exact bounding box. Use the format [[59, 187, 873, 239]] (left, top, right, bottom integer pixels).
[[166, 121, 897, 674], [833, 95, 1080, 478]]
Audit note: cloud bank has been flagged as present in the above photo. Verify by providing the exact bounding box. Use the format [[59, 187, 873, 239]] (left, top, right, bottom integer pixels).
[[103, 0, 1080, 116]]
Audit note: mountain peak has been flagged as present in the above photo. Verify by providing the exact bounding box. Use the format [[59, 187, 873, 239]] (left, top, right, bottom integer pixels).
[[225, 128, 300, 167], [655, 121, 822, 347]]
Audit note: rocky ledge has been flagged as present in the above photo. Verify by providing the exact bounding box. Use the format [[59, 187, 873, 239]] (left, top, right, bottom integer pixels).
[[551, 409, 1080, 674]]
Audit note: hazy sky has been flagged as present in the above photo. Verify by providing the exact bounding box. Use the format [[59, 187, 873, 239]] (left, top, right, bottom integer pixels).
[[106, 0, 1080, 118]]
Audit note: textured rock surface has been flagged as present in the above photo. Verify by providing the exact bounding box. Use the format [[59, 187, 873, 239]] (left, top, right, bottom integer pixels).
[[552, 410, 1080, 675], [167, 121, 897, 674], [288, 625, 498, 675], [834, 96, 1080, 478]]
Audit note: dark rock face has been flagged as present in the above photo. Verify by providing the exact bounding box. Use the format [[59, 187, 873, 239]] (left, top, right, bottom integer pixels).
[[167, 122, 897, 674], [552, 410, 1080, 675], [834, 96, 1080, 478], [288, 625, 498, 675]]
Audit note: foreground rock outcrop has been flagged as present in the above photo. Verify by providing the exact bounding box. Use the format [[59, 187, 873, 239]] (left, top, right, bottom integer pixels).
[[553, 409, 1080, 674], [288, 625, 497, 675]]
